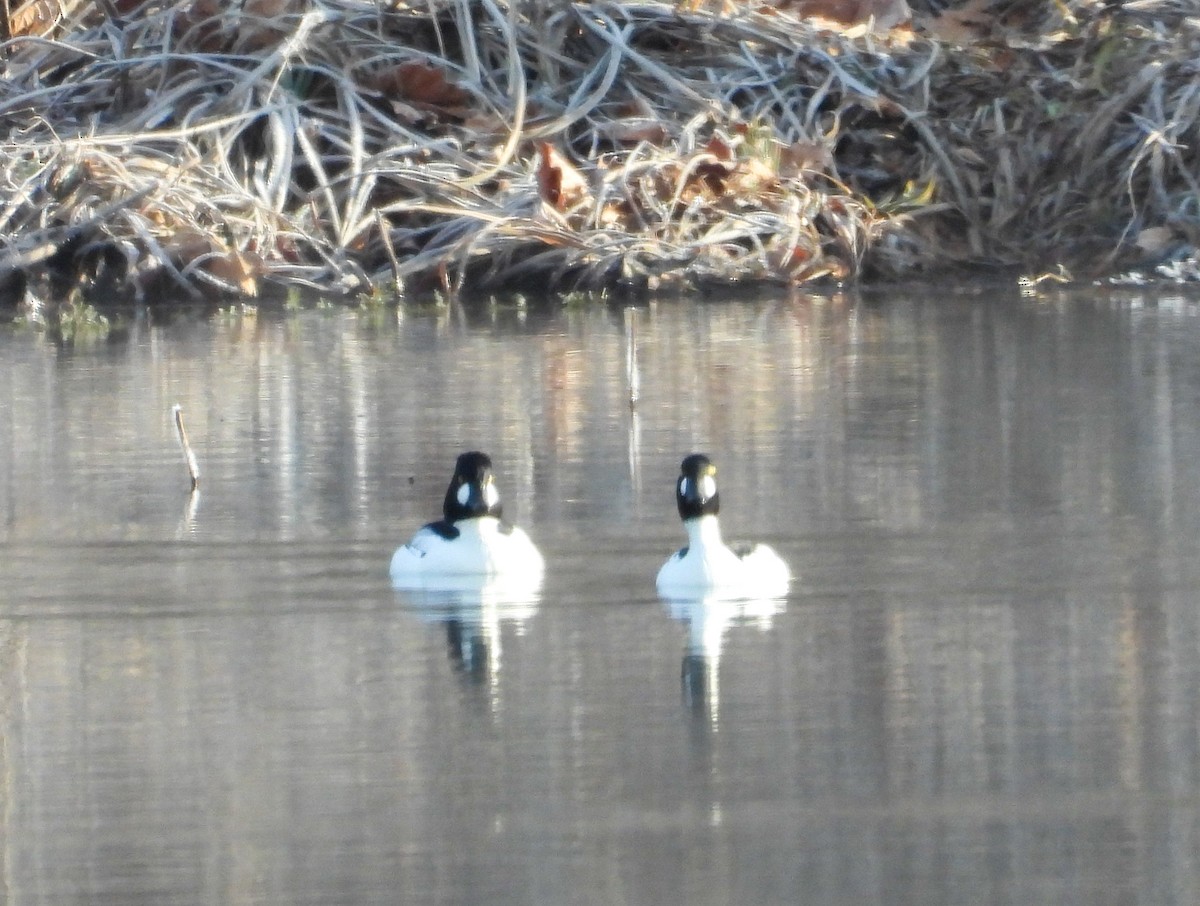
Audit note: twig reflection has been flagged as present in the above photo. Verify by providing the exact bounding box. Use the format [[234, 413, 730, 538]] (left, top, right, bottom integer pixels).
[[175, 488, 200, 539]]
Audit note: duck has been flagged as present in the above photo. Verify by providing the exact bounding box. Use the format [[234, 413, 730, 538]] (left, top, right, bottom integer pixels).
[[656, 453, 790, 599], [390, 451, 544, 585]]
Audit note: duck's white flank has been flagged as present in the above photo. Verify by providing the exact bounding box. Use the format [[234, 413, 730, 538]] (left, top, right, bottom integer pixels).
[[656, 514, 789, 599], [390, 516, 544, 585]]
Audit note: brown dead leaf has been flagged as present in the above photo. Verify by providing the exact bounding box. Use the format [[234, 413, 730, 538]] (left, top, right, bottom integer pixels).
[[919, 0, 991, 45], [778, 140, 834, 177], [704, 135, 736, 163], [777, 0, 910, 31], [166, 231, 262, 296], [9, 0, 62, 37], [536, 143, 590, 212], [372, 62, 470, 109], [684, 139, 740, 198], [238, 0, 306, 51], [205, 248, 262, 297], [768, 242, 815, 276]]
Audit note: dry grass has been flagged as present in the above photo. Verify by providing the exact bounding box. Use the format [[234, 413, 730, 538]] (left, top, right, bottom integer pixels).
[[0, 0, 1198, 305]]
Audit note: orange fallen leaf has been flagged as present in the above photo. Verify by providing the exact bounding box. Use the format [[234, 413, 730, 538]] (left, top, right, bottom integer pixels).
[[372, 62, 470, 109], [536, 143, 590, 212], [689, 141, 739, 198], [777, 0, 910, 31], [205, 248, 262, 297], [770, 243, 814, 273], [9, 0, 62, 37], [166, 231, 262, 296], [704, 135, 736, 162]]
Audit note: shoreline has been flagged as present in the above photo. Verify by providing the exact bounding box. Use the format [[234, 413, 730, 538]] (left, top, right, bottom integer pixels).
[[1, 0, 1198, 308]]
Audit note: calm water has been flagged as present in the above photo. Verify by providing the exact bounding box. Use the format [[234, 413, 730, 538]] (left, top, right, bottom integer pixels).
[[2, 287, 1200, 904]]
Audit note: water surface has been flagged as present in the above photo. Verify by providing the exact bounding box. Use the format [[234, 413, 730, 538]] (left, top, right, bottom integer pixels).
[[2, 287, 1200, 904]]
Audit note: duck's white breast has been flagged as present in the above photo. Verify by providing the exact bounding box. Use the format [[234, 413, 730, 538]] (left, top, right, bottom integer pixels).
[[657, 540, 790, 599], [390, 518, 544, 584]]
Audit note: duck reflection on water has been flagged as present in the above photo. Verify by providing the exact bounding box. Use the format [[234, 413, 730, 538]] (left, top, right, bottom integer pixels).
[[393, 572, 542, 685], [663, 592, 786, 727]]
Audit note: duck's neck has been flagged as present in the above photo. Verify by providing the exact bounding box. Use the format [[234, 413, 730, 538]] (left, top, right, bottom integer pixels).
[[684, 515, 724, 549], [458, 515, 501, 534]]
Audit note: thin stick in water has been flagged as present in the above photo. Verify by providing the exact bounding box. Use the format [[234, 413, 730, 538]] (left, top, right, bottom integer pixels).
[[172, 404, 200, 491], [374, 208, 403, 295]]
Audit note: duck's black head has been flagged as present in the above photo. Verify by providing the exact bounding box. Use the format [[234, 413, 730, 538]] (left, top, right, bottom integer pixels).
[[443, 451, 504, 522], [675, 453, 719, 521]]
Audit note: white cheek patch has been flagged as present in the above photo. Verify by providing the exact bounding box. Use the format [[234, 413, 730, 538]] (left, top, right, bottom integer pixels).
[[700, 475, 716, 500], [456, 482, 471, 506], [679, 477, 690, 498], [483, 480, 500, 509]]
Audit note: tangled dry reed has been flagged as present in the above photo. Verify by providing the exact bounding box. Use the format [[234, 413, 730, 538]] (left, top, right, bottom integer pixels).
[[1, 0, 1198, 305]]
